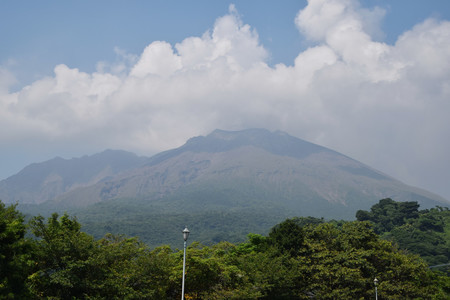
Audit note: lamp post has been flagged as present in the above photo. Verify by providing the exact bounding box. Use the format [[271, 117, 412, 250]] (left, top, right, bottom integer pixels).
[[374, 278, 378, 300], [181, 227, 190, 300]]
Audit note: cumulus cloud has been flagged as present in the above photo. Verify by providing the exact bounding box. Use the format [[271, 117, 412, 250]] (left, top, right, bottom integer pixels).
[[130, 41, 182, 78], [295, 0, 403, 82], [176, 4, 268, 71], [1, 0, 450, 199]]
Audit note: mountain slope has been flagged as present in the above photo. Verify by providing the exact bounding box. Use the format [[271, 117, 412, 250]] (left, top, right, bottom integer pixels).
[[0, 150, 147, 204], [5, 128, 450, 247], [40, 129, 448, 217], [4, 129, 448, 213]]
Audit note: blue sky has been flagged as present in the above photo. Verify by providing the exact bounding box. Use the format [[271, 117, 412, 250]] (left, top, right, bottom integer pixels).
[[3, 1, 304, 88], [1, 0, 450, 201], [3, 1, 449, 88]]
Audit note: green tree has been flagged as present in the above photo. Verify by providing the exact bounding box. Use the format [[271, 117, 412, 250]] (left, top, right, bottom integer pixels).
[[356, 198, 421, 233], [0, 201, 34, 299], [19, 208, 448, 299], [256, 220, 445, 298], [28, 213, 182, 299], [358, 199, 450, 267], [28, 213, 98, 299], [268, 218, 305, 256], [90, 234, 178, 299], [180, 241, 261, 299]]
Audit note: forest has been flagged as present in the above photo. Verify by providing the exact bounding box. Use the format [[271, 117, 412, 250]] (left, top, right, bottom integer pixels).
[[1, 198, 449, 299]]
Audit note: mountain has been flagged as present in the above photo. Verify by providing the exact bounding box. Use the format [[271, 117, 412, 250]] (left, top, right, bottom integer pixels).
[[45, 129, 448, 213], [2, 129, 449, 246], [0, 150, 147, 204]]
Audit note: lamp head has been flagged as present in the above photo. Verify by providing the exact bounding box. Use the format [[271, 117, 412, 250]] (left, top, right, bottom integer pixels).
[[182, 227, 190, 241]]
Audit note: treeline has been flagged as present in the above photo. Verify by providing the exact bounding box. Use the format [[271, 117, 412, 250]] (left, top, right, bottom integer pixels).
[[1, 199, 450, 299], [356, 198, 450, 266]]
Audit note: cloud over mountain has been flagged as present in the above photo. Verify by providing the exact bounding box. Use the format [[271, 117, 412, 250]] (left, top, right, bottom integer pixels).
[[1, 0, 449, 199]]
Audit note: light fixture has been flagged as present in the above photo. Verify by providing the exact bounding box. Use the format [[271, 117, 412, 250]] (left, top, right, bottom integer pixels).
[[181, 226, 190, 300]]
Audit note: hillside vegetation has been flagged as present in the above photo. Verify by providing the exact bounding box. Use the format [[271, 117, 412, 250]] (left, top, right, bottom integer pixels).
[[356, 198, 450, 267], [2, 199, 449, 299]]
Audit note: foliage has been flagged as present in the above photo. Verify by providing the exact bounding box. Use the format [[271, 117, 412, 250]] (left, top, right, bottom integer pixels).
[[356, 198, 420, 233], [28, 213, 99, 299], [0, 201, 34, 299], [356, 198, 450, 268], [73, 200, 288, 248], [2, 199, 449, 298], [89, 235, 178, 299], [268, 218, 305, 256], [27, 213, 180, 299], [180, 219, 448, 299], [259, 220, 445, 299]]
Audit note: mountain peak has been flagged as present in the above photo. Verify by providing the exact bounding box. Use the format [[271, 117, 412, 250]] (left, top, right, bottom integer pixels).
[[4, 129, 448, 214], [149, 128, 329, 166], [186, 128, 332, 159], [208, 128, 271, 140]]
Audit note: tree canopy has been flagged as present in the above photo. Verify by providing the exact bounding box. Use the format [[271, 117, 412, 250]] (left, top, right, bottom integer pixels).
[[0, 202, 33, 298], [356, 198, 450, 267], [1, 199, 449, 299]]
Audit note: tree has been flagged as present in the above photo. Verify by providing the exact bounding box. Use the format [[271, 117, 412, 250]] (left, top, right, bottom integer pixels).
[[356, 198, 420, 233], [0, 201, 34, 299], [180, 241, 261, 299], [357, 199, 450, 267], [262, 220, 445, 298], [268, 218, 305, 256], [2, 201, 446, 298], [28, 213, 98, 299], [90, 234, 178, 299], [27, 213, 182, 299]]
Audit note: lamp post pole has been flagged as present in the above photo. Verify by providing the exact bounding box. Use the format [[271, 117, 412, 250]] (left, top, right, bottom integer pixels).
[[374, 278, 378, 300], [181, 227, 190, 300]]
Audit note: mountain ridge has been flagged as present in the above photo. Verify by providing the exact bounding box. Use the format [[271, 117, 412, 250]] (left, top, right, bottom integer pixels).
[[0, 149, 147, 204], [1, 129, 448, 219], [147, 129, 341, 166]]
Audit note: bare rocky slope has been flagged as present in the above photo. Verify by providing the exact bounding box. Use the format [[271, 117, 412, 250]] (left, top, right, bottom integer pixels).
[[0, 149, 147, 204], [3, 129, 448, 220], [4, 128, 450, 246]]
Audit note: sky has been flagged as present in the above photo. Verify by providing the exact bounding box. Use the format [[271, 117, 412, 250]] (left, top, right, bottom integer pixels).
[[1, 0, 450, 201]]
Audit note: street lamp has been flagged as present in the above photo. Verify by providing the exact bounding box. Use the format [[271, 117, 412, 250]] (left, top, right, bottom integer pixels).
[[374, 278, 378, 300], [181, 227, 190, 300]]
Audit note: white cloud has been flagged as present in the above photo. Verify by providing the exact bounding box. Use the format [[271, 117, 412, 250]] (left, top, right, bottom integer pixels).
[[295, 0, 385, 42], [295, 0, 403, 82], [1, 0, 450, 199], [130, 41, 182, 78], [175, 4, 268, 71]]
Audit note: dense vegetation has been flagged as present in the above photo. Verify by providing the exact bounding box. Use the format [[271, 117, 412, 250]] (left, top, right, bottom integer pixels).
[[2, 199, 449, 299], [19, 197, 291, 248], [356, 198, 450, 267]]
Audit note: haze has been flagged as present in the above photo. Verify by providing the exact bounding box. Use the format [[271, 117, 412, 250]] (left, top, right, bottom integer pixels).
[[1, 0, 449, 200]]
